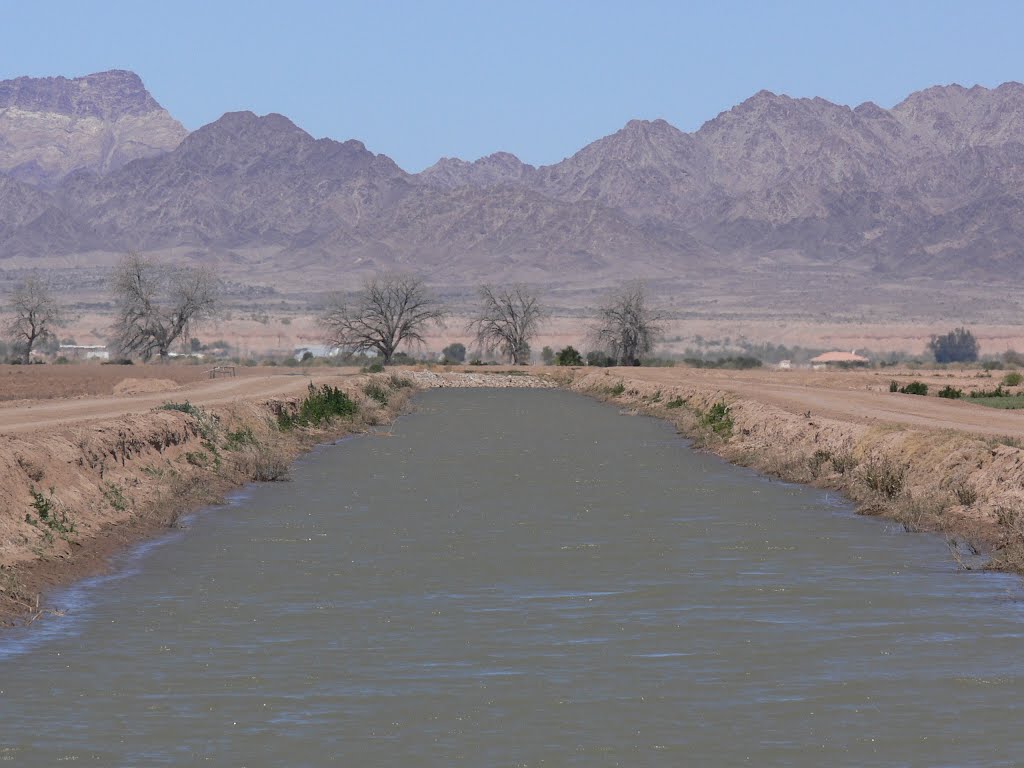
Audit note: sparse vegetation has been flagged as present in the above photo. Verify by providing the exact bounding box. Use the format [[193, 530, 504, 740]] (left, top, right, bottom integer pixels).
[[102, 482, 131, 512], [363, 381, 390, 405], [699, 402, 734, 438], [25, 486, 75, 542], [937, 385, 963, 399], [277, 383, 359, 429], [898, 381, 929, 396], [860, 456, 907, 499]]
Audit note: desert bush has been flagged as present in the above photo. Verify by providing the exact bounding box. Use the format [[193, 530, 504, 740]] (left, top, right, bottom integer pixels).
[[102, 482, 130, 512], [607, 381, 626, 396], [699, 402, 734, 438], [224, 427, 257, 451], [278, 383, 359, 429], [808, 449, 833, 476], [556, 346, 583, 366], [389, 373, 413, 389], [363, 381, 390, 406], [970, 385, 1010, 398], [1003, 372, 1023, 387], [898, 381, 928, 396], [665, 396, 685, 409], [893, 490, 951, 533], [952, 481, 978, 506], [830, 451, 858, 475], [889, 380, 899, 392], [860, 456, 907, 499], [25, 486, 75, 542], [235, 444, 290, 482], [937, 385, 963, 399]]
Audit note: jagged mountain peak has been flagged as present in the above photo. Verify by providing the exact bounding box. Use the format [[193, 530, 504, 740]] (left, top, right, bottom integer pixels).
[[0, 69, 162, 120], [0, 69, 186, 184]]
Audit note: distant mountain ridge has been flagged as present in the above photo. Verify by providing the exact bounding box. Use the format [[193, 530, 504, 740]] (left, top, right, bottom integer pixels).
[[0, 70, 186, 184], [1, 70, 1023, 293]]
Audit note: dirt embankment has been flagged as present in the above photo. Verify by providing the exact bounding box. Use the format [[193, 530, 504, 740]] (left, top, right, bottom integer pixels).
[[569, 369, 1024, 571], [0, 372, 416, 626], [3, 364, 1023, 626]]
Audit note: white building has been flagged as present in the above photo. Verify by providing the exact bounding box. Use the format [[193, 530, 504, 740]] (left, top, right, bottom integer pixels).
[[59, 344, 110, 361]]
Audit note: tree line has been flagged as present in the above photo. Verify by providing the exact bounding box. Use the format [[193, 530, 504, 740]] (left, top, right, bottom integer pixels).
[[0, 260, 1003, 367], [319, 274, 667, 366]]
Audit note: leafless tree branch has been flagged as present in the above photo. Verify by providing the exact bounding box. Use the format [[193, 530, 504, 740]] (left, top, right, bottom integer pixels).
[[4, 277, 65, 363], [110, 253, 220, 361], [590, 282, 666, 366], [320, 273, 447, 364], [467, 284, 546, 365]]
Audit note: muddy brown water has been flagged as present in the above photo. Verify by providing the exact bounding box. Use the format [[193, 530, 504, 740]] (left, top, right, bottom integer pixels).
[[2, 389, 1024, 766]]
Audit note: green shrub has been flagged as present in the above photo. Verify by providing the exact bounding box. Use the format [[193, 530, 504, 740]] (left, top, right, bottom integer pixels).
[[159, 401, 202, 417], [555, 346, 583, 366], [389, 373, 413, 389], [26, 486, 75, 541], [861, 457, 906, 499], [665, 396, 685, 409], [607, 381, 626, 396], [937, 385, 963, 399], [970, 385, 1010, 398], [1003, 372, 1023, 387], [889, 380, 899, 393], [278, 383, 359, 430], [364, 362, 384, 373], [185, 450, 210, 468], [898, 381, 928, 396], [700, 402, 734, 437], [363, 381, 390, 405], [102, 482, 130, 512], [224, 427, 257, 451]]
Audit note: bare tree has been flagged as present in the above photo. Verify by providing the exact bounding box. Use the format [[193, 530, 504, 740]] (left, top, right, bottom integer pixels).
[[320, 274, 446, 364], [110, 253, 220, 362], [590, 282, 666, 366], [467, 284, 545, 365], [5, 277, 65, 364]]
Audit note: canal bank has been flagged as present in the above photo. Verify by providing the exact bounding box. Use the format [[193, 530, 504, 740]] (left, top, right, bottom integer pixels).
[[2, 364, 1023, 627], [568, 368, 1024, 573]]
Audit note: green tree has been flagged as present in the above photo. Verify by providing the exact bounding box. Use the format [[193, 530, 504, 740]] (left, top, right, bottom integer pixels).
[[555, 346, 583, 366], [927, 327, 979, 363], [540, 346, 555, 365], [442, 342, 466, 363]]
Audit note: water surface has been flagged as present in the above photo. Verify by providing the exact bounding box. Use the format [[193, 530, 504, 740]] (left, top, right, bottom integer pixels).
[[2, 389, 1023, 766]]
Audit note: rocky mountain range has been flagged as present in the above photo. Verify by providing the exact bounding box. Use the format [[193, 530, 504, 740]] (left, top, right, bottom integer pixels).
[[1, 70, 1023, 304]]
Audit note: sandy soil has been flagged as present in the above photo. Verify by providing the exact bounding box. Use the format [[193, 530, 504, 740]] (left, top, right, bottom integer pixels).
[[0, 364, 1020, 439], [0, 368, 356, 434], [595, 367, 1024, 440]]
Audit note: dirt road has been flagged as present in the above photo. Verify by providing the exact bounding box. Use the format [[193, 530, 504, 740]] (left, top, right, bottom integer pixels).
[[613, 368, 1024, 440], [0, 364, 1021, 441], [0, 370, 348, 434]]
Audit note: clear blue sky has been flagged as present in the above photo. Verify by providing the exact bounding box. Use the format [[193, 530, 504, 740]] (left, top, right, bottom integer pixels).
[[3, 0, 1022, 171]]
